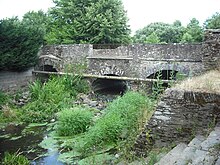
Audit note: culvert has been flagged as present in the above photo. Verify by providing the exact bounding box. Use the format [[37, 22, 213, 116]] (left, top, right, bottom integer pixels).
[[92, 74, 128, 95]]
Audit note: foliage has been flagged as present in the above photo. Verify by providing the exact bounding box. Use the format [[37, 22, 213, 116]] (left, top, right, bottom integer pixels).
[[22, 10, 50, 42], [183, 18, 203, 43], [144, 32, 161, 43], [78, 153, 115, 165], [133, 18, 205, 43], [204, 12, 220, 29], [20, 75, 89, 123], [45, 0, 131, 44], [74, 92, 154, 155], [181, 32, 193, 43], [151, 78, 165, 100], [0, 90, 8, 109], [1, 152, 29, 165], [57, 108, 94, 136], [0, 17, 44, 71], [133, 21, 185, 43]]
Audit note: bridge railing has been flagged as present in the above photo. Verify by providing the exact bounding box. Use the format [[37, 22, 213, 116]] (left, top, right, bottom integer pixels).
[[32, 70, 176, 83]]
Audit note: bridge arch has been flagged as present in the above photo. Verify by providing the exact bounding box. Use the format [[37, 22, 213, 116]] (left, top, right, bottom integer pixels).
[[91, 74, 128, 95], [39, 65, 58, 72], [36, 54, 63, 72], [145, 63, 188, 79]]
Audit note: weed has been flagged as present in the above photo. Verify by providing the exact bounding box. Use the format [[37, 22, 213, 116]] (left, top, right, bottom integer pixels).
[[57, 107, 94, 136], [77, 153, 115, 165], [1, 151, 29, 165], [0, 90, 9, 109], [20, 75, 90, 123], [151, 71, 165, 100], [74, 92, 154, 156]]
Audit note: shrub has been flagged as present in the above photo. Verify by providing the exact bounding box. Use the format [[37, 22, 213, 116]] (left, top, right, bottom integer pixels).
[[75, 92, 154, 154], [2, 152, 29, 165], [57, 107, 94, 136]]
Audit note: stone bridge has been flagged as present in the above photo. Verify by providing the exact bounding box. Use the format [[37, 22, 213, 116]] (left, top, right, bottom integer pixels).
[[37, 43, 204, 79], [35, 29, 220, 93]]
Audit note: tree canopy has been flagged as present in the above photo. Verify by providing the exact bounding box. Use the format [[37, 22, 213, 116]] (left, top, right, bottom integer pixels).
[[204, 12, 220, 29], [45, 0, 131, 44], [133, 21, 185, 43], [0, 17, 44, 71]]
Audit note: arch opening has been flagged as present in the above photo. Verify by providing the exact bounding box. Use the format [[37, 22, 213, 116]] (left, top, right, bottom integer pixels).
[[92, 74, 128, 95], [39, 65, 57, 72], [147, 70, 178, 88]]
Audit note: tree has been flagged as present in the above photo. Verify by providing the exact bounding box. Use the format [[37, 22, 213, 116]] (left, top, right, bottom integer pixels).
[[173, 20, 182, 27], [45, 0, 131, 44], [144, 32, 160, 43], [22, 10, 49, 34], [133, 22, 185, 43], [181, 32, 193, 43], [0, 17, 44, 71], [184, 18, 203, 43], [204, 12, 220, 29]]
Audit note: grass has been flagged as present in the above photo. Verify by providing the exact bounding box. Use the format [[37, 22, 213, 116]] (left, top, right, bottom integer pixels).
[[174, 70, 220, 94], [74, 92, 155, 157], [57, 107, 94, 136], [0, 90, 9, 109], [0, 75, 90, 123], [1, 152, 29, 165], [21, 75, 90, 123]]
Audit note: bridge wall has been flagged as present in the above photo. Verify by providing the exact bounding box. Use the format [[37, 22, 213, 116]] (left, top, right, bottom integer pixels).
[[37, 44, 92, 72], [38, 43, 204, 78], [89, 44, 204, 77]]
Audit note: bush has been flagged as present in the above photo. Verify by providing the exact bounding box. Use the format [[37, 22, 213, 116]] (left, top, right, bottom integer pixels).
[[75, 92, 154, 154], [57, 107, 94, 136]]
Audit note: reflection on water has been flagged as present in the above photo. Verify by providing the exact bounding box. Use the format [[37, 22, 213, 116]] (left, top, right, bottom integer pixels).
[[0, 124, 63, 165], [31, 151, 63, 165]]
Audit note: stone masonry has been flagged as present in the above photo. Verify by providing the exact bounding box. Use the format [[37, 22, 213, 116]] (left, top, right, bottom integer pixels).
[[37, 43, 204, 78], [202, 29, 220, 71]]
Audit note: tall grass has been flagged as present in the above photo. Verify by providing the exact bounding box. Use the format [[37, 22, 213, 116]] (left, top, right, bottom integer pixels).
[[74, 92, 154, 156], [20, 75, 90, 123], [57, 107, 94, 136], [1, 152, 29, 165], [0, 90, 8, 109]]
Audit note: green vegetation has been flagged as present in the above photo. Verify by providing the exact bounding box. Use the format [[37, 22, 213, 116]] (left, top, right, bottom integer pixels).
[[0, 75, 90, 123], [0, 90, 8, 109], [73, 92, 154, 158], [1, 152, 30, 165], [35, 91, 155, 164], [133, 18, 204, 44], [204, 12, 220, 29], [57, 108, 94, 136], [0, 17, 44, 71], [46, 0, 131, 44], [20, 75, 89, 123]]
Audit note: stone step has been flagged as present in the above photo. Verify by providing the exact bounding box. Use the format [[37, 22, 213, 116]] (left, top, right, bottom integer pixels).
[[200, 125, 220, 151], [190, 149, 217, 165], [171, 136, 206, 165], [155, 143, 187, 165]]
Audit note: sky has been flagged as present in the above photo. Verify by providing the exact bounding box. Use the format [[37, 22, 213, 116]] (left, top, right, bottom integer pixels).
[[0, 0, 220, 33]]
